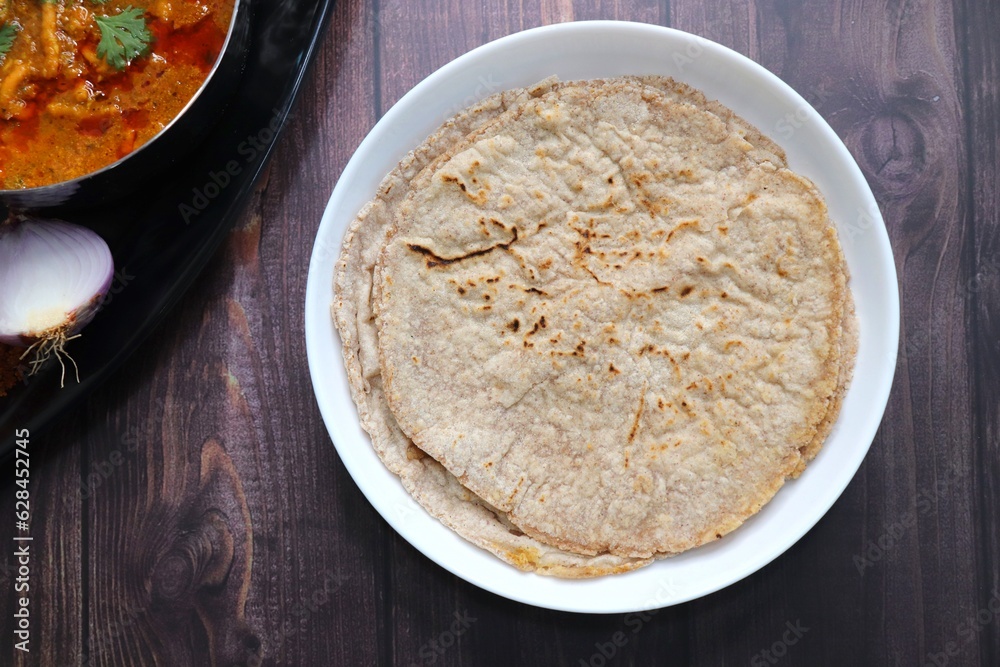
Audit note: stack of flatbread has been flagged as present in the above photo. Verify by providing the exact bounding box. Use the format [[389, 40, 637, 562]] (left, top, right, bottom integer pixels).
[[333, 76, 857, 577]]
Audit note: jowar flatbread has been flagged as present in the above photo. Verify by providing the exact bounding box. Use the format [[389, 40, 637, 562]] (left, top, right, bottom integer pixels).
[[332, 77, 857, 577], [371, 77, 856, 559]]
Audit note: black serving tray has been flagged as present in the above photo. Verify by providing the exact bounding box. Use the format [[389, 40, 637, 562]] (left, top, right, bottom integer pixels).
[[0, 0, 335, 454]]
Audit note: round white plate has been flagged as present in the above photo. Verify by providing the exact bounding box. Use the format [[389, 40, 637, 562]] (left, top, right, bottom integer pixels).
[[305, 20, 899, 614]]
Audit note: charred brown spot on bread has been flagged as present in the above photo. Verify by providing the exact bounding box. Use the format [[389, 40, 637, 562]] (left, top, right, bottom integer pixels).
[[628, 393, 646, 443], [680, 286, 694, 297], [666, 220, 699, 242], [507, 318, 520, 332]]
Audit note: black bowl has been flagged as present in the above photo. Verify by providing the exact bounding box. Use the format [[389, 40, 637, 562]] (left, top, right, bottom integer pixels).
[[0, 0, 251, 214]]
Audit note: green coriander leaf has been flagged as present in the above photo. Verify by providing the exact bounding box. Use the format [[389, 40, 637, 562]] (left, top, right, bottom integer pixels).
[[94, 6, 151, 70], [0, 23, 18, 62]]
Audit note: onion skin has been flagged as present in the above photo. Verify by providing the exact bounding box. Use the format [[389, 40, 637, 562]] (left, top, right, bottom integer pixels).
[[0, 216, 114, 348]]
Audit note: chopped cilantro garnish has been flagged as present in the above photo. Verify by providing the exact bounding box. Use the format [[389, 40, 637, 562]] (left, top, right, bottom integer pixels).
[[0, 23, 18, 63], [94, 7, 151, 71]]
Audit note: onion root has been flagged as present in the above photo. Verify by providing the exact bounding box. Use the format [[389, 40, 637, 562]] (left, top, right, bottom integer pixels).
[[19, 326, 82, 387]]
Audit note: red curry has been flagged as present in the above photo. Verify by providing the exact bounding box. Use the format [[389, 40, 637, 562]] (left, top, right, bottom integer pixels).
[[0, 0, 233, 189]]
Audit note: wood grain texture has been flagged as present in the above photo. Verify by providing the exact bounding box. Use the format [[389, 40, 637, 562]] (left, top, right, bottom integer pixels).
[[961, 1, 1000, 666], [1, 0, 998, 665]]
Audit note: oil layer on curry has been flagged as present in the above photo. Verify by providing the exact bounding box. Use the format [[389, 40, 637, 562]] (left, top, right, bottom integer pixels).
[[0, 0, 233, 189]]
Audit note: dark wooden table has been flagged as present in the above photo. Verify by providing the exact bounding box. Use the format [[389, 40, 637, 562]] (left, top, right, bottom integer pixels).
[[3, 1, 999, 665]]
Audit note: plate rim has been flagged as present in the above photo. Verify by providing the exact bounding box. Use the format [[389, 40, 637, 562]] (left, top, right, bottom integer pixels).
[[305, 19, 900, 614]]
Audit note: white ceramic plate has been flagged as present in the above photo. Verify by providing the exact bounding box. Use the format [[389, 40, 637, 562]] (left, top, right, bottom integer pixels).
[[305, 21, 899, 614]]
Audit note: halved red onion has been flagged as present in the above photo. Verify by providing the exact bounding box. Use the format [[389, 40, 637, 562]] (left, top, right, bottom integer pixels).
[[0, 217, 114, 355]]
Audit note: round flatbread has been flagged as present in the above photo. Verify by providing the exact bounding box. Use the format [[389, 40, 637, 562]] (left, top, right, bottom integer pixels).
[[335, 82, 651, 576], [373, 78, 853, 558]]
